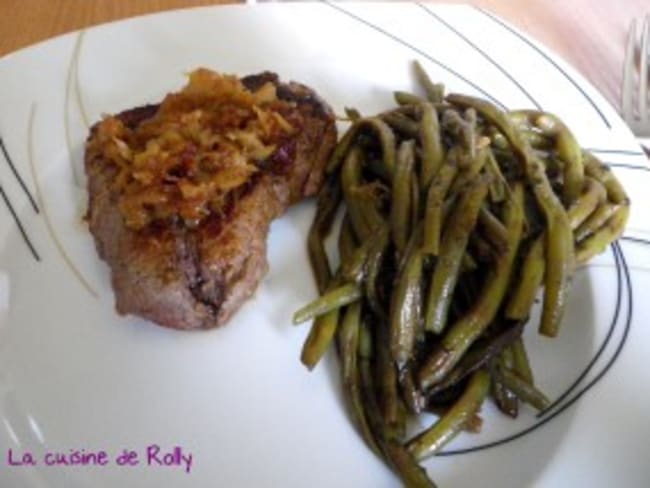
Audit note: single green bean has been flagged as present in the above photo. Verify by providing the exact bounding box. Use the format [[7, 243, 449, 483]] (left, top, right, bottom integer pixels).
[[478, 205, 508, 251], [414, 60, 445, 103], [408, 369, 490, 461], [301, 308, 340, 370], [505, 237, 544, 320], [400, 367, 426, 414], [382, 111, 420, 137], [484, 147, 507, 202], [576, 204, 629, 264], [337, 302, 381, 456], [377, 321, 402, 429], [567, 177, 607, 230], [394, 91, 427, 105], [293, 283, 361, 324], [326, 117, 397, 176], [492, 349, 519, 418], [575, 202, 622, 242], [390, 247, 424, 368], [498, 366, 550, 411], [422, 157, 458, 256], [308, 177, 341, 293], [391, 140, 416, 253], [426, 321, 524, 397], [425, 177, 489, 334], [338, 213, 358, 264], [419, 102, 444, 189], [450, 144, 488, 194], [341, 147, 370, 239], [583, 152, 628, 204], [364, 225, 390, 319], [345, 107, 362, 122], [511, 338, 534, 384]]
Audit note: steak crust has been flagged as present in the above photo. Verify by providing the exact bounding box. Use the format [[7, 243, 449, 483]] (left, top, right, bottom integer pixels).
[[85, 72, 336, 329]]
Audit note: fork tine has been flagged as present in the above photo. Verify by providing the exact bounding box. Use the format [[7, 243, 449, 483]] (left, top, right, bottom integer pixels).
[[622, 18, 638, 121], [639, 15, 649, 122]]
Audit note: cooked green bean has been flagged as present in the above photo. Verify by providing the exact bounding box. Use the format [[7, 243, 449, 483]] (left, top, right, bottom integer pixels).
[[411, 173, 420, 233], [575, 202, 622, 242], [425, 177, 489, 334], [337, 302, 381, 456], [419, 183, 524, 390], [419, 102, 444, 189], [293, 283, 361, 324], [511, 338, 534, 384], [345, 107, 362, 122], [308, 177, 341, 293], [390, 247, 424, 368], [408, 369, 490, 461], [383, 111, 420, 137], [484, 147, 507, 202], [301, 308, 340, 370], [338, 214, 357, 264], [498, 366, 550, 411], [567, 177, 607, 230], [341, 147, 369, 239], [426, 321, 524, 397], [359, 335, 437, 488], [395, 90, 427, 105], [307, 229, 332, 296], [376, 321, 403, 429], [583, 152, 628, 204], [400, 367, 426, 414], [422, 157, 458, 255], [413, 60, 445, 103], [450, 145, 488, 194], [510, 110, 584, 205], [391, 140, 416, 253], [478, 205, 508, 251], [340, 234, 375, 283], [505, 237, 544, 320], [576, 204, 629, 264], [326, 117, 397, 176], [364, 225, 390, 318], [492, 349, 519, 418]]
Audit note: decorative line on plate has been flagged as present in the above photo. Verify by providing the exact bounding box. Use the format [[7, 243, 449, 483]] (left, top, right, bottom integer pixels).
[[416, 3, 542, 110], [438, 242, 632, 456], [586, 148, 645, 156], [64, 30, 88, 187], [606, 162, 650, 172], [474, 7, 611, 129], [73, 30, 91, 129], [0, 138, 39, 213], [621, 235, 650, 246], [322, 1, 507, 109], [0, 185, 40, 261], [27, 103, 99, 299]]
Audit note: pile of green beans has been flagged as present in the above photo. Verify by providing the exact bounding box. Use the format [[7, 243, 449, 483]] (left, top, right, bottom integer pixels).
[[293, 62, 630, 488]]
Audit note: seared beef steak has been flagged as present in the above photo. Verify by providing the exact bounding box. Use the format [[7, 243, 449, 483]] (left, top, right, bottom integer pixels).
[[85, 70, 336, 329]]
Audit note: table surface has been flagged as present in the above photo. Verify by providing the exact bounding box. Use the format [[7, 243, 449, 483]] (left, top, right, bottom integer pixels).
[[0, 0, 647, 112]]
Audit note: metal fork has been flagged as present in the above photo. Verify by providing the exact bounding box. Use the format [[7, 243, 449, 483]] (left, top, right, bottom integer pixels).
[[622, 15, 650, 137]]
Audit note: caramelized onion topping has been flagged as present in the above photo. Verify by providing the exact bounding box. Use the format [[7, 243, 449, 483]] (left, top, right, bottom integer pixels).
[[87, 69, 300, 229]]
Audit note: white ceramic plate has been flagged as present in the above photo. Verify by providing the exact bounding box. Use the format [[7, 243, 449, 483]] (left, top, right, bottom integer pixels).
[[0, 3, 649, 487]]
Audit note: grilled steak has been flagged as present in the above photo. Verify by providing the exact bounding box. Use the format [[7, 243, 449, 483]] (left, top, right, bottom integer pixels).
[[85, 70, 336, 329]]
